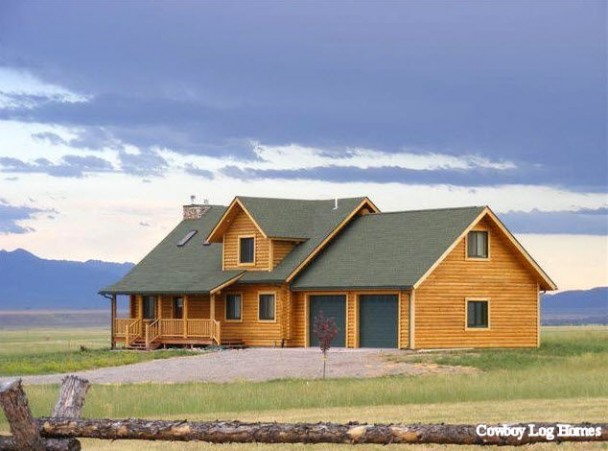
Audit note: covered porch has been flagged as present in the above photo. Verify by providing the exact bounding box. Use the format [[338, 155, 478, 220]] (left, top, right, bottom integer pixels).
[[110, 293, 223, 350]]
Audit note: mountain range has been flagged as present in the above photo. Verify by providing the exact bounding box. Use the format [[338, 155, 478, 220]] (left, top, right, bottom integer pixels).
[[0, 248, 134, 310], [0, 249, 606, 324]]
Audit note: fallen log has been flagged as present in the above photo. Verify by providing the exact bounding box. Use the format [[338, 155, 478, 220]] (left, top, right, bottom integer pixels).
[[0, 376, 89, 451], [37, 419, 608, 446]]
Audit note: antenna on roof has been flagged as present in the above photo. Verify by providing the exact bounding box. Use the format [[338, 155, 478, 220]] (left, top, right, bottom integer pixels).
[[333, 198, 338, 210], [190, 194, 196, 204]]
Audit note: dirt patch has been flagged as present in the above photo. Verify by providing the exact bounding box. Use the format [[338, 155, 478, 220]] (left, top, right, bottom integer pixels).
[[5, 348, 474, 385]]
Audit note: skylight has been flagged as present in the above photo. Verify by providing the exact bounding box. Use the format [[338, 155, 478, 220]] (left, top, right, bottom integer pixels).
[[177, 230, 197, 247]]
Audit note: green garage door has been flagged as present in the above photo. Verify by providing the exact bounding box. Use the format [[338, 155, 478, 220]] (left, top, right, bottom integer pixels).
[[309, 295, 346, 347], [359, 294, 398, 348]]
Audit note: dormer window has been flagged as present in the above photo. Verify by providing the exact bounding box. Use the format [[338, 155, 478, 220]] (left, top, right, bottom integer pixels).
[[239, 236, 255, 264], [467, 231, 489, 259]]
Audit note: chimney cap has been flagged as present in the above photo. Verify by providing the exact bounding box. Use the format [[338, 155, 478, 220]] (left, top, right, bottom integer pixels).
[[190, 194, 196, 204]]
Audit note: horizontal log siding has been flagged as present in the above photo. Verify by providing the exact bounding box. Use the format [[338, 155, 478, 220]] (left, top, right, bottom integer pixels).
[[399, 291, 409, 349], [223, 207, 271, 271], [188, 295, 210, 319], [216, 284, 286, 346], [160, 296, 172, 318], [415, 217, 539, 349], [290, 292, 306, 347], [272, 240, 297, 268], [347, 293, 356, 348]]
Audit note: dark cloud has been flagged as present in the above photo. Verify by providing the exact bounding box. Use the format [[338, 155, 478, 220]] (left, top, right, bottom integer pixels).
[[184, 163, 214, 179], [117, 149, 168, 177], [31, 131, 67, 145], [501, 208, 608, 235], [0, 155, 114, 178], [139, 221, 150, 227], [0, 2, 604, 191], [219, 164, 576, 190], [0, 198, 53, 234]]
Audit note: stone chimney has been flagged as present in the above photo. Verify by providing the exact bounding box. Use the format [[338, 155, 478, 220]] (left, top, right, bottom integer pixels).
[[183, 204, 211, 220], [183, 195, 211, 219]]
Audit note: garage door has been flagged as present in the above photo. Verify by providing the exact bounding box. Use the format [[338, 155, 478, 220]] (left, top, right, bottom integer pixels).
[[359, 294, 398, 348], [309, 295, 346, 347]]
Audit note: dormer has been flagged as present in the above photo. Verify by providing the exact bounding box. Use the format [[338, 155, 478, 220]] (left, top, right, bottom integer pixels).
[[207, 196, 379, 273], [206, 199, 271, 271]]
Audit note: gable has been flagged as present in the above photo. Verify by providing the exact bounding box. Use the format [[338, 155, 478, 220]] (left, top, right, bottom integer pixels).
[[420, 215, 538, 287], [222, 205, 272, 271], [207, 199, 267, 243], [414, 209, 557, 291]]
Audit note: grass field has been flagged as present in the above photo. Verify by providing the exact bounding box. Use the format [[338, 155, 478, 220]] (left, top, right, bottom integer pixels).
[[0, 327, 199, 376], [0, 326, 606, 450]]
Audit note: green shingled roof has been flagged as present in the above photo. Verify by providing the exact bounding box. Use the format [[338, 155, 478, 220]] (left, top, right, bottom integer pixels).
[[291, 206, 486, 290], [100, 206, 243, 295], [101, 197, 370, 293], [237, 197, 369, 283]]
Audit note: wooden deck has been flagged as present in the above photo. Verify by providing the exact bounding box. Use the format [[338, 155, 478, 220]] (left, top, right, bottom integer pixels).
[[114, 318, 221, 350]]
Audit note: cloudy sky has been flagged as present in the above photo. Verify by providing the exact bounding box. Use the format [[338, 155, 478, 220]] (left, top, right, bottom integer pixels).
[[0, 1, 606, 291]]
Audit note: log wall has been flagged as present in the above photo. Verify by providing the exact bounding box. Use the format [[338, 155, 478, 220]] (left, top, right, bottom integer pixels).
[[414, 216, 539, 348], [215, 284, 286, 346]]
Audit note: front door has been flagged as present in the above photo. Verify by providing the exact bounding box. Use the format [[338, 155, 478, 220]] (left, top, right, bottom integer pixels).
[[142, 296, 156, 321], [309, 295, 346, 347]]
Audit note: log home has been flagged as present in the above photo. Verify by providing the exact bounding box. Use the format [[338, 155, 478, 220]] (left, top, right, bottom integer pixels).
[[100, 196, 556, 350]]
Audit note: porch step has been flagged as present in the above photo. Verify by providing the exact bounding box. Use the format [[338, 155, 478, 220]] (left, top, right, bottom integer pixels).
[[126, 338, 160, 351]]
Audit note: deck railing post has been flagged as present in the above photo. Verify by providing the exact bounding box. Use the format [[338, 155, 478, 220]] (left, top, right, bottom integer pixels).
[[145, 324, 150, 350], [183, 295, 188, 339], [110, 295, 117, 350]]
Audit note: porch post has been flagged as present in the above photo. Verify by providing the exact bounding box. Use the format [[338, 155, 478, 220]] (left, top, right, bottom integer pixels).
[[210, 293, 216, 321], [138, 295, 143, 320], [110, 295, 117, 350], [183, 295, 189, 338]]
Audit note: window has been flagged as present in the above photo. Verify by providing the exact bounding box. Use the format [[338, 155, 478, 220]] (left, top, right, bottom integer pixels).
[[226, 294, 242, 320], [142, 296, 156, 320], [258, 293, 276, 321], [173, 297, 184, 319], [467, 300, 489, 329], [467, 231, 488, 259], [177, 230, 197, 247], [239, 236, 255, 264]]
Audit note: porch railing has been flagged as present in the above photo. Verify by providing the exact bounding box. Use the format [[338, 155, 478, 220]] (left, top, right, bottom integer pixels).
[[145, 319, 162, 349], [113, 319, 133, 338], [115, 318, 222, 348], [124, 319, 142, 347]]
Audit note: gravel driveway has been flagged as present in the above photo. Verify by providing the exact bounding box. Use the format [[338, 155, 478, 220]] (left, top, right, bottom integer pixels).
[[5, 348, 469, 385]]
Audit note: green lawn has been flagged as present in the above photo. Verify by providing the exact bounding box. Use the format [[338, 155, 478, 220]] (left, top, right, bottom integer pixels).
[[0, 326, 606, 450], [0, 327, 199, 376]]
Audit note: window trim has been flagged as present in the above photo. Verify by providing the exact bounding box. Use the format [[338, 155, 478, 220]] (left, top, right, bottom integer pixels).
[[225, 292, 243, 322], [257, 291, 277, 323], [238, 234, 256, 266], [465, 229, 490, 261], [465, 298, 491, 330]]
